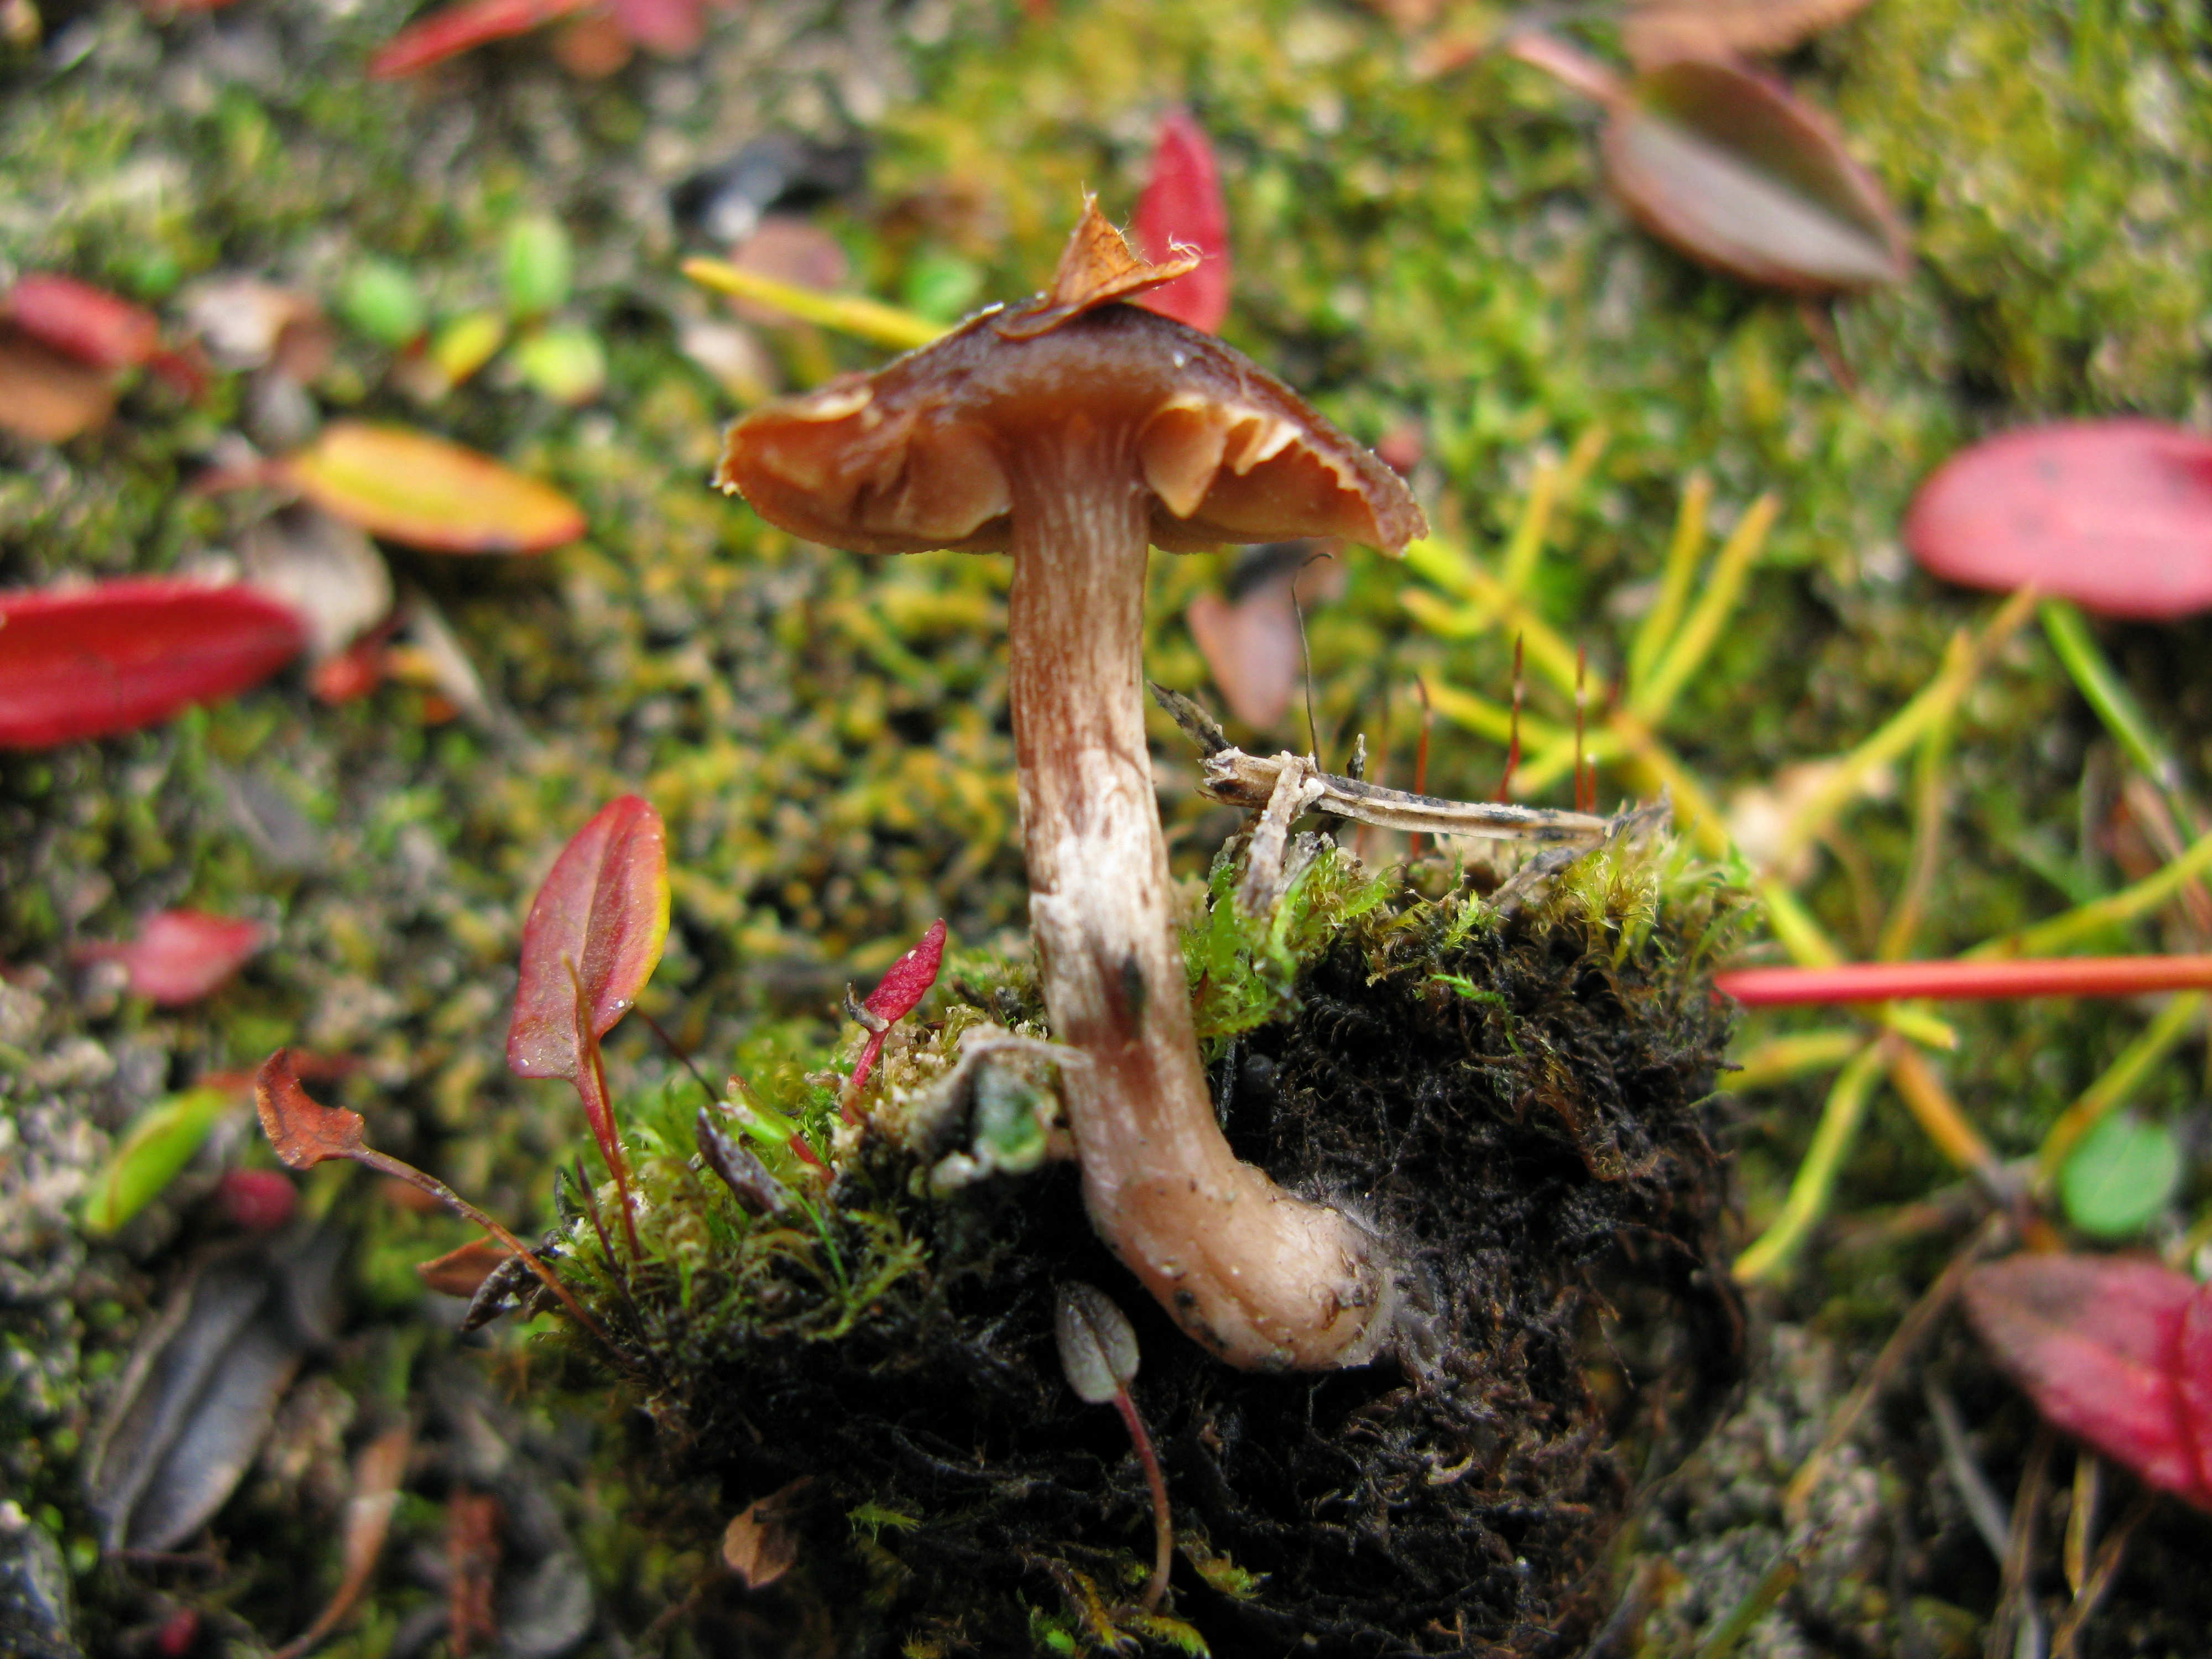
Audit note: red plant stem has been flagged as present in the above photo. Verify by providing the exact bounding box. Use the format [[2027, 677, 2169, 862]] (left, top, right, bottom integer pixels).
[[1111, 1387, 1173, 1612], [583, 1036, 642, 1258], [1717, 956, 2212, 1007]]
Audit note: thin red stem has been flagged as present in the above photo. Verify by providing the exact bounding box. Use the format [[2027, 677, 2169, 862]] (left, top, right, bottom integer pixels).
[[1717, 956, 2212, 1007], [1112, 1388, 1173, 1612]]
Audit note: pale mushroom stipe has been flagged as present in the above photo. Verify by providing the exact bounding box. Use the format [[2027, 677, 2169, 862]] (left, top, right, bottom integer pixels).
[[716, 202, 1427, 1370]]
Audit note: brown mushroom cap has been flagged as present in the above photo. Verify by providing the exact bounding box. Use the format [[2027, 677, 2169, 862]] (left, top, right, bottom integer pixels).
[[715, 299, 1426, 560]]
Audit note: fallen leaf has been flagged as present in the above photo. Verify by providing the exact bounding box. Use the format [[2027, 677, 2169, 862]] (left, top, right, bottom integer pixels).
[[1600, 58, 1907, 295], [79, 1085, 238, 1236], [721, 215, 854, 330], [270, 1423, 411, 1659], [3, 273, 161, 370], [86, 1229, 346, 1551], [216, 1169, 299, 1232], [180, 277, 328, 375], [278, 421, 587, 554], [240, 507, 395, 660], [1621, 0, 1876, 65], [415, 1236, 516, 1299], [0, 322, 119, 442], [445, 1490, 503, 1657], [996, 196, 1200, 342], [368, 0, 593, 77], [1183, 542, 1342, 730], [0, 578, 307, 748], [1054, 1280, 1140, 1405], [1130, 109, 1232, 335], [82, 907, 271, 1006], [2059, 1115, 2182, 1241], [255, 1048, 368, 1169], [1961, 1254, 2211, 1511], [551, 9, 633, 75], [1903, 421, 2212, 620], [609, 0, 700, 55], [721, 1478, 811, 1589], [696, 1108, 795, 1217]]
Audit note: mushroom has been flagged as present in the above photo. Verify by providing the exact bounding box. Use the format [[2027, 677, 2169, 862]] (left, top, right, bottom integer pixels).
[[716, 202, 1426, 1370]]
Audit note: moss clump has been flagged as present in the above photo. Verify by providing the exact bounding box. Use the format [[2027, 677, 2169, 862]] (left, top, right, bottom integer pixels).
[[545, 827, 1748, 1656]]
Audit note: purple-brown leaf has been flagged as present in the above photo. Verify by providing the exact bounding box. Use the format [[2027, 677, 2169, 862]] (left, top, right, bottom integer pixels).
[[1903, 421, 2212, 620], [0, 578, 308, 748], [1599, 58, 1907, 296]]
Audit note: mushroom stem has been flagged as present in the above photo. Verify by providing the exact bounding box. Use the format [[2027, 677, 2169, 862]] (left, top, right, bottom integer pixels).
[[1006, 419, 1392, 1370]]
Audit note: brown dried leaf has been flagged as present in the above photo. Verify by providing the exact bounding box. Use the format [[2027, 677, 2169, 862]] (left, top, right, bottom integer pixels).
[[270, 1424, 411, 1659], [721, 1478, 812, 1589], [996, 196, 1201, 342], [0, 322, 118, 442], [1622, 0, 1876, 65], [255, 1048, 367, 1169], [415, 1237, 517, 1299]]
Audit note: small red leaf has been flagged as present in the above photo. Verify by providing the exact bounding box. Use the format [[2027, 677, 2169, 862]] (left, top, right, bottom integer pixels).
[[83, 908, 270, 1006], [507, 796, 670, 1083], [216, 1168, 298, 1231], [368, 0, 594, 76], [1130, 110, 1231, 335], [848, 919, 946, 1099], [863, 919, 947, 1022], [0, 578, 308, 749], [2180, 1284, 2212, 1499], [1904, 421, 2212, 620], [1962, 1254, 2210, 1510], [254, 1049, 368, 1170], [3, 274, 161, 371], [610, 0, 701, 54]]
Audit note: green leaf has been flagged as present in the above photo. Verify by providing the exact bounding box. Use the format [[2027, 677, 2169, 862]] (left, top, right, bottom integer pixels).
[[501, 215, 574, 319], [337, 259, 426, 347], [2060, 1114, 2181, 1239], [80, 1086, 236, 1235], [514, 325, 606, 405]]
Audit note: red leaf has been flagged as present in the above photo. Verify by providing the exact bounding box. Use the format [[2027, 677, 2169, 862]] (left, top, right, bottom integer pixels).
[[1905, 421, 2212, 620], [848, 919, 946, 1099], [1961, 1254, 2211, 1510], [254, 1049, 368, 1170], [609, 0, 701, 54], [3, 274, 161, 371], [507, 796, 670, 1081], [864, 919, 947, 1022], [216, 1168, 298, 1231], [368, 0, 595, 76], [0, 578, 308, 748], [1129, 110, 1232, 335], [2182, 1284, 2212, 1499], [83, 907, 270, 1006]]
